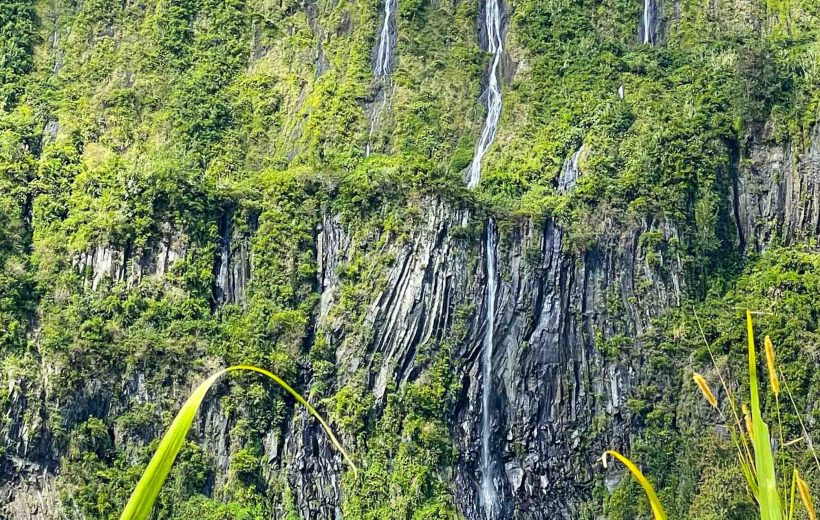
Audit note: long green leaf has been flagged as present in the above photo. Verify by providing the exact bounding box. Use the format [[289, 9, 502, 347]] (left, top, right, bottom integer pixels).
[[747, 310, 783, 520], [119, 365, 356, 520], [603, 450, 668, 520]]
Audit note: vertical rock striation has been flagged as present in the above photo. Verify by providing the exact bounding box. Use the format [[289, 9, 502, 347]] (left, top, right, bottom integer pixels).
[[736, 124, 820, 252]]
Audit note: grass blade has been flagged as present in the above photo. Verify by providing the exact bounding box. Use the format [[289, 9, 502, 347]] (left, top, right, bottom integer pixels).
[[789, 469, 797, 520], [747, 310, 783, 520], [119, 365, 356, 520], [602, 450, 668, 520], [693, 308, 756, 475]]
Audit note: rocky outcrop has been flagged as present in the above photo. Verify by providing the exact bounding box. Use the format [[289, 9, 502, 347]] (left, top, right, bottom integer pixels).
[[281, 411, 344, 520], [72, 223, 188, 290], [736, 123, 820, 252], [294, 195, 685, 518], [215, 212, 254, 306], [0, 457, 59, 519], [0, 193, 699, 520]]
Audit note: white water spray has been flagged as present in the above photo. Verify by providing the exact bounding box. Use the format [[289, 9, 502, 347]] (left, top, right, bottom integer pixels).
[[479, 219, 500, 518], [466, 0, 504, 188]]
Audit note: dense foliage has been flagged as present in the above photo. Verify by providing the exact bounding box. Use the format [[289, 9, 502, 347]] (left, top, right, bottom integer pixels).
[[0, 0, 819, 518]]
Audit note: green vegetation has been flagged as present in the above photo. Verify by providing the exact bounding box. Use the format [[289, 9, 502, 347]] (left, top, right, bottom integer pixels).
[[120, 365, 355, 520], [604, 312, 819, 520], [600, 247, 820, 519], [0, 0, 819, 518]]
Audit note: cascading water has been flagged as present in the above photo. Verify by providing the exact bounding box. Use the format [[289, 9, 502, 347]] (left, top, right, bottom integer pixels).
[[558, 145, 584, 192], [466, 0, 504, 188], [642, 0, 657, 45], [479, 219, 500, 519], [467, 2, 505, 516], [216, 228, 231, 304], [374, 0, 395, 78], [366, 0, 397, 156]]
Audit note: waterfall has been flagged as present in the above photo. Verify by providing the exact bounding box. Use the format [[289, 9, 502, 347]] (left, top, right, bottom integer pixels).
[[470, 2, 505, 513], [468, 4, 505, 514], [366, 0, 397, 156], [466, 0, 504, 188], [374, 0, 396, 78], [217, 234, 230, 303], [642, 0, 657, 45], [558, 145, 584, 192], [480, 219, 500, 518]]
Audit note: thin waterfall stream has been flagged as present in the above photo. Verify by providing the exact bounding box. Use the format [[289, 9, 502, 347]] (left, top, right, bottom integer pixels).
[[642, 0, 657, 45], [466, 0, 505, 516], [374, 0, 395, 78], [466, 0, 504, 188], [366, 0, 397, 156], [480, 219, 500, 518]]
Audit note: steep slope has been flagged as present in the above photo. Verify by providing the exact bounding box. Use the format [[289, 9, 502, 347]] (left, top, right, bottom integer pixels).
[[1, 0, 819, 519]]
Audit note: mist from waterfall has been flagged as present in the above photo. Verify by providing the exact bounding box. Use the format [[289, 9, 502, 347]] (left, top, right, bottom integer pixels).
[[366, 0, 397, 156], [480, 219, 500, 519], [466, 0, 504, 188]]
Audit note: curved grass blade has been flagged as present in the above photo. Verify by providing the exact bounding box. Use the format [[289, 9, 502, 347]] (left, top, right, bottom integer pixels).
[[602, 450, 668, 520], [120, 365, 356, 520]]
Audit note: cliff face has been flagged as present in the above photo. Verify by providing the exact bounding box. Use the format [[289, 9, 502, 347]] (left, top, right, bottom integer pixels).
[[2, 0, 820, 518], [737, 123, 820, 252], [288, 117, 818, 518]]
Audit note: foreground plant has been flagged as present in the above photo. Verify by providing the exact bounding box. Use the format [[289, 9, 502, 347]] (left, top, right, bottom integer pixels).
[[603, 311, 817, 519], [601, 450, 667, 519], [119, 365, 356, 520], [737, 310, 782, 519]]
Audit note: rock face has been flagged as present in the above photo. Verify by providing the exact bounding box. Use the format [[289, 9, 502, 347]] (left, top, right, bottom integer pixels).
[[229, 189, 685, 518], [0, 458, 58, 519], [71, 224, 188, 290], [736, 124, 820, 253], [215, 212, 254, 306], [324, 211, 682, 518], [275, 125, 820, 518], [2, 122, 818, 518]]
